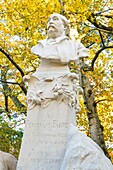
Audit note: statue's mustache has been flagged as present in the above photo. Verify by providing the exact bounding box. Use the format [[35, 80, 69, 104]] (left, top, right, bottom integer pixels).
[[47, 24, 57, 30]]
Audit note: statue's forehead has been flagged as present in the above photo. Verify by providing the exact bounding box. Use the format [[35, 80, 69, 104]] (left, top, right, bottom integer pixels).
[[49, 14, 62, 20]]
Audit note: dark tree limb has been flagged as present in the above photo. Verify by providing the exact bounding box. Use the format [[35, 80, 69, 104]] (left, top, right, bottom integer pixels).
[[0, 80, 20, 85], [5, 95, 8, 113], [0, 48, 27, 95], [1, 69, 26, 114], [0, 47, 25, 77], [88, 14, 113, 33], [1, 67, 11, 118], [4, 95, 11, 119], [98, 30, 105, 47], [0, 79, 27, 95], [94, 8, 113, 18], [95, 99, 113, 104], [91, 46, 113, 71], [96, 15, 113, 19], [58, 0, 67, 17], [95, 8, 113, 14], [58, 0, 65, 14], [86, 42, 95, 49], [19, 81, 27, 95]]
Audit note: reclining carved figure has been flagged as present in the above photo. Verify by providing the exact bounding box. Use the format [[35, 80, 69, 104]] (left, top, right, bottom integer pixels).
[[0, 151, 17, 170]]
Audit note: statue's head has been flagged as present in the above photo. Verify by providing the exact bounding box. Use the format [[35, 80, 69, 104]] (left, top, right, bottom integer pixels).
[[47, 13, 70, 38]]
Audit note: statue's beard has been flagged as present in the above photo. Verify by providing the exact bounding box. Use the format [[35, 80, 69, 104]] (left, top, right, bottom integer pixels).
[[47, 24, 57, 32], [47, 26, 59, 38], [47, 23, 57, 30], [47, 25, 64, 38]]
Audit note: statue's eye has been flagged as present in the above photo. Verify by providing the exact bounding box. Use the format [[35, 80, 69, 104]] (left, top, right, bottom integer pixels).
[[48, 18, 51, 22], [53, 16, 58, 21]]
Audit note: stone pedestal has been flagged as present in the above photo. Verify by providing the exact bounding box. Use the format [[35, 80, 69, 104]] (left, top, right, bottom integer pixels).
[[17, 103, 75, 170], [17, 71, 113, 170], [17, 71, 77, 170]]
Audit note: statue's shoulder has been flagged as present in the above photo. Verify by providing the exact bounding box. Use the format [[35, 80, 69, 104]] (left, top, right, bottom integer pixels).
[[31, 39, 47, 55], [38, 39, 47, 46], [63, 39, 80, 45], [67, 40, 87, 50], [32, 39, 47, 48], [62, 39, 80, 49]]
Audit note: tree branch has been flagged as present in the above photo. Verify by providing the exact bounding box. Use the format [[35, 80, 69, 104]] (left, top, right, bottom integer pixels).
[[98, 30, 105, 47], [95, 99, 113, 104], [0, 47, 25, 77], [58, 0, 65, 15], [1, 69, 26, 112], [91, 46, 113, 70], [88, 14, 113, 33], [0, 48, 27, 94], [86, 42, 95, 48], [19, 82, 27, 95], [0, 80, 20, 85], [5, 95, 8, 112], [4, 95, 12, 119], [95, 8, 113, 15], [0, 80, 27, 95], [96, 14, 113, 19]]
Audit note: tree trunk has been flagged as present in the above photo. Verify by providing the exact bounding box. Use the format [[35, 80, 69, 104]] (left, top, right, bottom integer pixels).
[[1, 68, 26, 114], [80, 65, 111, 160]]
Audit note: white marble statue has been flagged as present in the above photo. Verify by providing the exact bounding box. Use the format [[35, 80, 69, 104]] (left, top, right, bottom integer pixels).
[[31, 14, 88, 65], [17, 13, 113, 170], [0, 151, 17, 170], [25, 13, 88, 112]]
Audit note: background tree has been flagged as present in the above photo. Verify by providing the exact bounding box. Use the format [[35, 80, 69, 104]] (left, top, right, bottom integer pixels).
[[0, 115, 23, 158], [0, 0, 113, 161]]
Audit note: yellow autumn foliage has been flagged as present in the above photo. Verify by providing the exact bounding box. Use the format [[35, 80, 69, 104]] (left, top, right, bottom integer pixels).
[[0, 0, 113, 160]]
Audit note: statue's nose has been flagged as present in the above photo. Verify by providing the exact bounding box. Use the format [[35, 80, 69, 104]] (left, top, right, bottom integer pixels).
[[49, 18, 54, 24]]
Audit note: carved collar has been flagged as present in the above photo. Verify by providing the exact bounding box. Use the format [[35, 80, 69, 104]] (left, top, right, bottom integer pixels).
[[38, 36, 69, 46]]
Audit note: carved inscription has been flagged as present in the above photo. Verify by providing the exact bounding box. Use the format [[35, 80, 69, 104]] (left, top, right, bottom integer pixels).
[[26, 120, 69, 129], [26, 132, 66, 137], [36, 140, 66, 145], [20, 158, 62, 163]]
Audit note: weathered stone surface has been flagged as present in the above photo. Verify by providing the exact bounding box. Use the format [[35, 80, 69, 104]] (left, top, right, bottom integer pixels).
[[60, 124, 113, 170], [17, 13, 112, 170], [17, 71, 76, 170], [0, 151, 17, 170]]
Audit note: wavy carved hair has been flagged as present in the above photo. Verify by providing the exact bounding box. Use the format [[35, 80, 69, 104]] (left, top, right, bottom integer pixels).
[[48, 13, 70, 36]]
